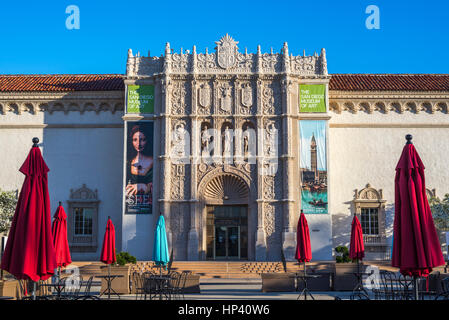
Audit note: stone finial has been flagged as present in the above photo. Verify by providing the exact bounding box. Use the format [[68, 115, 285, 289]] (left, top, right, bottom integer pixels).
[[165, 42, 171, 55], [205, 47, 208, 54], [320, 48, 327, 75], [270, 47, 273, 54], [257, 45, 261, 55], [127, 48, 133, 58], [303, 49, 306, 57], [245, 47, 248, 55], [193, 45, 196, 54], [283, 42, 289, 56], [181, 47, 183, 54]]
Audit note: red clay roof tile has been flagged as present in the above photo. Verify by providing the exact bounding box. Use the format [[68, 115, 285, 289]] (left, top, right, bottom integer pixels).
[[0, 74, 448, 92]]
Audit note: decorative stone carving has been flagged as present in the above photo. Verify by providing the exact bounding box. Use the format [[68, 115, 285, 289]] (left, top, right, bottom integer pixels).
[[171, 164, 186, 200], [264, 203, 275, 237], [355, 183, 383, 201], [217, 82, 233, 114], [171, 81, 189, 115], [215, 34, 239, 70], [198, 83, 211, 114], [203, 174, 249, 201]]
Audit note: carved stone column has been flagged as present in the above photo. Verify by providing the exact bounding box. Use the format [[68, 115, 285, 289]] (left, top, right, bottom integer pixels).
[[188, 78, 199, 260], [160, 76, 173, 253], [281, 77, 296, 260], [255, 78, 267, 261]]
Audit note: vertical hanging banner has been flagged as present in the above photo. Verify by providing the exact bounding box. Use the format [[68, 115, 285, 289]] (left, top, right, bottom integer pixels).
[[125, 121, 154, 214], [299, 84, 326, 113], [127, 85, 155, 114], [299, 120, 328, 214]]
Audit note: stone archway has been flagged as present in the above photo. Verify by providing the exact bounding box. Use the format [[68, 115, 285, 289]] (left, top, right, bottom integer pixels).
[[197, 167, 256, 260]]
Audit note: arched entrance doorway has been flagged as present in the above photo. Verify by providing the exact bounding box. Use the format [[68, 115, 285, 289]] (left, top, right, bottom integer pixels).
[[200, 172, 250, 260]]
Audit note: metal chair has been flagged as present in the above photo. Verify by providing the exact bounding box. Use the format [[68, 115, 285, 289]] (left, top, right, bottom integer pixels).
[[132, 272, 146, 300], [178, 271, 192, 300], [75, 276, 99, 300], [435, 277, 449, 300]]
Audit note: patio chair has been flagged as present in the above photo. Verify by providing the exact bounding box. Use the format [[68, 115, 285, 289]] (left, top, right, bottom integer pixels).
[[178, 271, 192, 300], [132, 272, 146, 300], [435, 277, 449, 300], [166, 271, 182, 300], [17, 279, 32, 300], [75, 276, 99, 300]]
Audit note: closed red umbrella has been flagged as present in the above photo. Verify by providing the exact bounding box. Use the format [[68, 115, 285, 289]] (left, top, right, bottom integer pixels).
[[295, 210, 313, 300], [295, 210, 312, 263], [52, 202, 72, 268], [0, 138, 57, 282], [392, 135, 444, 298], [100, 217, 116, 265], [349, 215, 365, 261]]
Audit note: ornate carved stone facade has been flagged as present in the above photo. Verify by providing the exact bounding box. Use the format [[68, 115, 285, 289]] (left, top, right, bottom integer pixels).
[[125, 34, 329, 261]]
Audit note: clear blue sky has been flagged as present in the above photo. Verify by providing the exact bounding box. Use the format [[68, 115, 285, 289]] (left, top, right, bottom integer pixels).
[[0, 0, 447, 75]]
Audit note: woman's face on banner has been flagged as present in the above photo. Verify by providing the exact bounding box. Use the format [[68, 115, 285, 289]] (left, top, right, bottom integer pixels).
[[132, 131, 147, 153]]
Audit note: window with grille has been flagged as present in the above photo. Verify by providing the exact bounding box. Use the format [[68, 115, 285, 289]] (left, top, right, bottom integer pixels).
[[74, 207, 93, 235], [361, 208, 379, 235]]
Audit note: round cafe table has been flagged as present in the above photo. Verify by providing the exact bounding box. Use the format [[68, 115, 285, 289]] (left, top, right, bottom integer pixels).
[[97, 274, 124, 300], [295, 273, 321, 300], [345, 272, 373, 300]]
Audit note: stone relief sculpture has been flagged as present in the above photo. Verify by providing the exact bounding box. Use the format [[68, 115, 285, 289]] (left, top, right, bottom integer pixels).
[[222, 124, 233, 158]]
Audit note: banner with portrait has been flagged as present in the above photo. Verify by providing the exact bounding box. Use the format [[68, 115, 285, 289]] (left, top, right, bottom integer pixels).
[[299, 120, 328, 214], [125, 121, 154, 214]]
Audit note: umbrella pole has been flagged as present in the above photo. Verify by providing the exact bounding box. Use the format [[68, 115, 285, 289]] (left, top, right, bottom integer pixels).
[[414, 276, 419, 300], [32, 282, 36, 300], [303, 261, 307, 277]]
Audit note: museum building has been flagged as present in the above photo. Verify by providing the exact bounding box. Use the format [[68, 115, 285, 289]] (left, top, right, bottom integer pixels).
[[1, 35, 448, 262]]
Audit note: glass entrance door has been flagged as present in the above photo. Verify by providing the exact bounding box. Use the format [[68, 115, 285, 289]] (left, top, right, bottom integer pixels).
[[214, 226, 240, 259], [206, 205, 248, 260]]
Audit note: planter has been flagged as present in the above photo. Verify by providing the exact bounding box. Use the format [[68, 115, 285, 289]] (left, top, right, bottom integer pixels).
[[184, 274, 201, 293], [261, 273, 296, 292], [296, 272, 332, 291], [100, 265, 132, 295], [0, 280, 19, 299], [332, 263, 360, 291]]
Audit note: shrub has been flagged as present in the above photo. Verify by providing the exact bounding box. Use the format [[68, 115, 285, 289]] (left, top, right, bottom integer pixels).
[[115, 251, 137, 266], [0, 189, 18, 234], [335, 245, 351, 263]]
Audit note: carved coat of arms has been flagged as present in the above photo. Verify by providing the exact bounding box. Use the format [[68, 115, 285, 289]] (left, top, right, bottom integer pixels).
[[215, 34, 239, 69], [199, 84, 211, 108]]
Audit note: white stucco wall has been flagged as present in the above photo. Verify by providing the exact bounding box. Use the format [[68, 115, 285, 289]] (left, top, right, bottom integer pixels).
[[0, 110, 126, 261], [329, 110, 449, 259]]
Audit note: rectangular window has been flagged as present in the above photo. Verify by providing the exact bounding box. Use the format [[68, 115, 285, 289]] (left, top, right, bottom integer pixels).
[[361, 208, 379, 235], [74, 207, 93, 235]]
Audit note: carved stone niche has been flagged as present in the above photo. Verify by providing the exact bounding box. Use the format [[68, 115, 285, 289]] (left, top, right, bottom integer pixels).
[[67, 184, 100, 253], [353, 184, 387, 250]]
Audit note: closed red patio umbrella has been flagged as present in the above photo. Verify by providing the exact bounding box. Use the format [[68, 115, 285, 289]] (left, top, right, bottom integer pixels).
[[295, 210, 313, 300], [392, 135, 444, 298], [0, 138, 57, 283], [100, 217, 116, 265], [349, 215, 365, 261], [100, 217, 116, 299], [52, 202, 72, 268], [295, 210, 312, 263]]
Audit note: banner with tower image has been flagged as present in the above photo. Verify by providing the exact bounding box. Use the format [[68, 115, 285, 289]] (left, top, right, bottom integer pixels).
[[300, 120, 328, 214]]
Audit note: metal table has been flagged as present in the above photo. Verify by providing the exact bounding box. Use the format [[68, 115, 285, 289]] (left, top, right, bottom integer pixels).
[[295, 273, 321, 300], [144, 274, 172, 300], [97, 274, 124, 300], [345, 272, 373, 300]]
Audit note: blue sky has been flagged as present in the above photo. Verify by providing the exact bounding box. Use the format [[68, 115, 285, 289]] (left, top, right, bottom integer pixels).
[[0, 0, 447, 74]]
